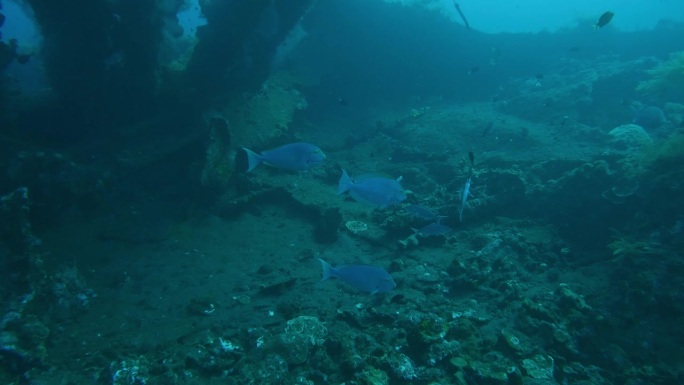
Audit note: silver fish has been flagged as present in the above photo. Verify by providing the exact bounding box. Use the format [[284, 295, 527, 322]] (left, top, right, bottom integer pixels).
[[459, 176, 471, 222]]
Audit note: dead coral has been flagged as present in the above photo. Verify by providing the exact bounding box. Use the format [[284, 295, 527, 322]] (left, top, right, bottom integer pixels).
[[608, 235, 662, 258]]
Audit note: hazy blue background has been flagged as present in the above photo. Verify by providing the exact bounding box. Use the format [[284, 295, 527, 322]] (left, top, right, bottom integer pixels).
[[397, 0, 684, 33], [3, 0, 684, 47], [1, 0, 682, 99]]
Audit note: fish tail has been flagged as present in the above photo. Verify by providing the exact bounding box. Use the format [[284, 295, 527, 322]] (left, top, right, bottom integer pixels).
[[337, 169, 353, 195], [318, 258, 335, 281], [242, 147, 263, 172]]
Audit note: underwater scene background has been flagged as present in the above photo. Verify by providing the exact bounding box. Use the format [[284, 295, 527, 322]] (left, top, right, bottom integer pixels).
[[1, 0, 684, 384]]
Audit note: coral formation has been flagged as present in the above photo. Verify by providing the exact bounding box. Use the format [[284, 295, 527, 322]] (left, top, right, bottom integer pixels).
[[284, 316, 327, 347], [110, 357, 150, 385], [522, 354, 554, 379], [608, 234, 662, 258], [636, 51, 684, 102], [608, 124, 653, 150], [640, 133, 684, 179], [271, 333, 315, 365], [221, 71, 309, 147], [663, 102, 684, 127], [345, 220, 368, 234]]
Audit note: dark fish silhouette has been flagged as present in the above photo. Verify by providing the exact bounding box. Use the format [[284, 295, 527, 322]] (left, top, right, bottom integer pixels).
[[594, 11, 614, 30], [482, 121, 495, 137], [453, 1, 471, 29]]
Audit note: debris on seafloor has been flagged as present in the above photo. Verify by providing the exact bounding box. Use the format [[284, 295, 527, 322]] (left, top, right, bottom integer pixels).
[[345, 220, 368, 234]]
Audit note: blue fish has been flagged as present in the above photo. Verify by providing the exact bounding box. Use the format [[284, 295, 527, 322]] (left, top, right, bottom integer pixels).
[[412, 222, 453, 237], [337, 169, 406, 208], [405, 204, 447, 222], [319, 259, 396, 294], [243, 142, 326, 172]]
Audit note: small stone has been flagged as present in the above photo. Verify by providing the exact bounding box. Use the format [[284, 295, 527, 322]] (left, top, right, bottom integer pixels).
[[449, 356, 468, 368]]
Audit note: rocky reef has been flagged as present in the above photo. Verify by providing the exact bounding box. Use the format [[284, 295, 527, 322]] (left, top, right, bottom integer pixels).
[[636, 51, 684, 103], [220, 71, 310, 149], [0, 188, 95, 382]]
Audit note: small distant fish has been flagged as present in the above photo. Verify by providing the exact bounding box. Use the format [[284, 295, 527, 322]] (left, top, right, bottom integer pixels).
[[405, 204, 446, 222], [337, 97, 349, 106], [337, 169, 406, 208], [594, 11, 614, 30], [468, 66, 480, 75], [318, 258, 396, 294], [243, 142, 326, 172], [482, 121, 495, 137], [412, 222, 453, 237], [459, 176, 472, 222]]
